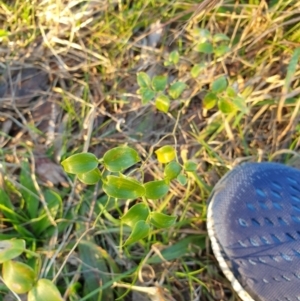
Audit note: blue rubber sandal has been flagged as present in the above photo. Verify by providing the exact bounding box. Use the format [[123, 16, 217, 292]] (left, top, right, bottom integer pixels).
[[207, 162, 300, 301]]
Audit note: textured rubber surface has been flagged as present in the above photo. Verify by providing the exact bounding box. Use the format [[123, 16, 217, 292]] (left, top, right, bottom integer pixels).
[[207, 162, 300, 301]]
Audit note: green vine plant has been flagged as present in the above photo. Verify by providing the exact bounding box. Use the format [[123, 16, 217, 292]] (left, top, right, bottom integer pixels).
[[0, 239, 63, 301], [61, 145, 196, 246], [0, 146, 196, 300], [0, 29, 243, 299], [136, 71, 187, 113]]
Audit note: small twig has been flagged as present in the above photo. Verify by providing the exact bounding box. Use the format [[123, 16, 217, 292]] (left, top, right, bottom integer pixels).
[[0, 276, 22, 301]]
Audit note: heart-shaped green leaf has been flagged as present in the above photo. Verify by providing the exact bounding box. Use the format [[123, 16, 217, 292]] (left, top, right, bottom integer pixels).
[[138, 87, 156, 104], [218, 97, 236, 114], [61, 153, 98, 174], [0, 239, 25, 263], [152, 75, 168, 92], [103, 176, 145, 199], [168, 82, 187, 99], [78, 168, 102, 185], [177, 174, 188, 186], [155, 145, 176, 163], [197, 42, 213, 54], [226, 86, 237, 98], [28, 278, 63, 301], [103, 146, 140, 172], [121, 203, 150, 228], [211, 76, 228, 93], [168, 50, 180, 65], [214, 45, 230, 57], [191, 63, 205, 78], [150, 212, 177, 229], [144, 180, 169, 200], [137, 72, 151, 88], [2, 260, 36, 294], [164, 161, 182, 181], [184, 161, 197, 172], [124, 220, 150, 246]]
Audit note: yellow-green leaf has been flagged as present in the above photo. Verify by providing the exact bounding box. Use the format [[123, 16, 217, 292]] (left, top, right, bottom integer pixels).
[[144, 180, 169, 200], [177, 174, 188, 186], [61, 153, 98, 174], [211, 76, 228, 93], [0, 239, 25, 263], [164, 161, 182, 181], [137, 72, 151, 88], [218, 97, 236, 114], [214, 45, 230, 57], [2, 260, 36, 294], [168, 50, 180, 65], [226, 86, 237, 98], [152, 75, 168, 92], [28, 279, 63, 301], [138, 87, 156, 104], [197, 42, 213, 54], [155, 145, 176, 163], [103, 146, 140, 172], [150, 212, 177, 229], [184, 161, 197, 172], [191, 62, 206, 78], [232, 96, 250, 114], [103, 176, 145, 199], [78, 168, 102, 185], [121, 203, 150, 228], [168, 82, 187, 99], [203, 92, 218, 110], [155, 94, 170, 113], [124, 220, 150, 246]]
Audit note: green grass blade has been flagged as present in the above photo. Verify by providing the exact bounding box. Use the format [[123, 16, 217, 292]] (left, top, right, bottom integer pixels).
[[19, 161, 39, 219]]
